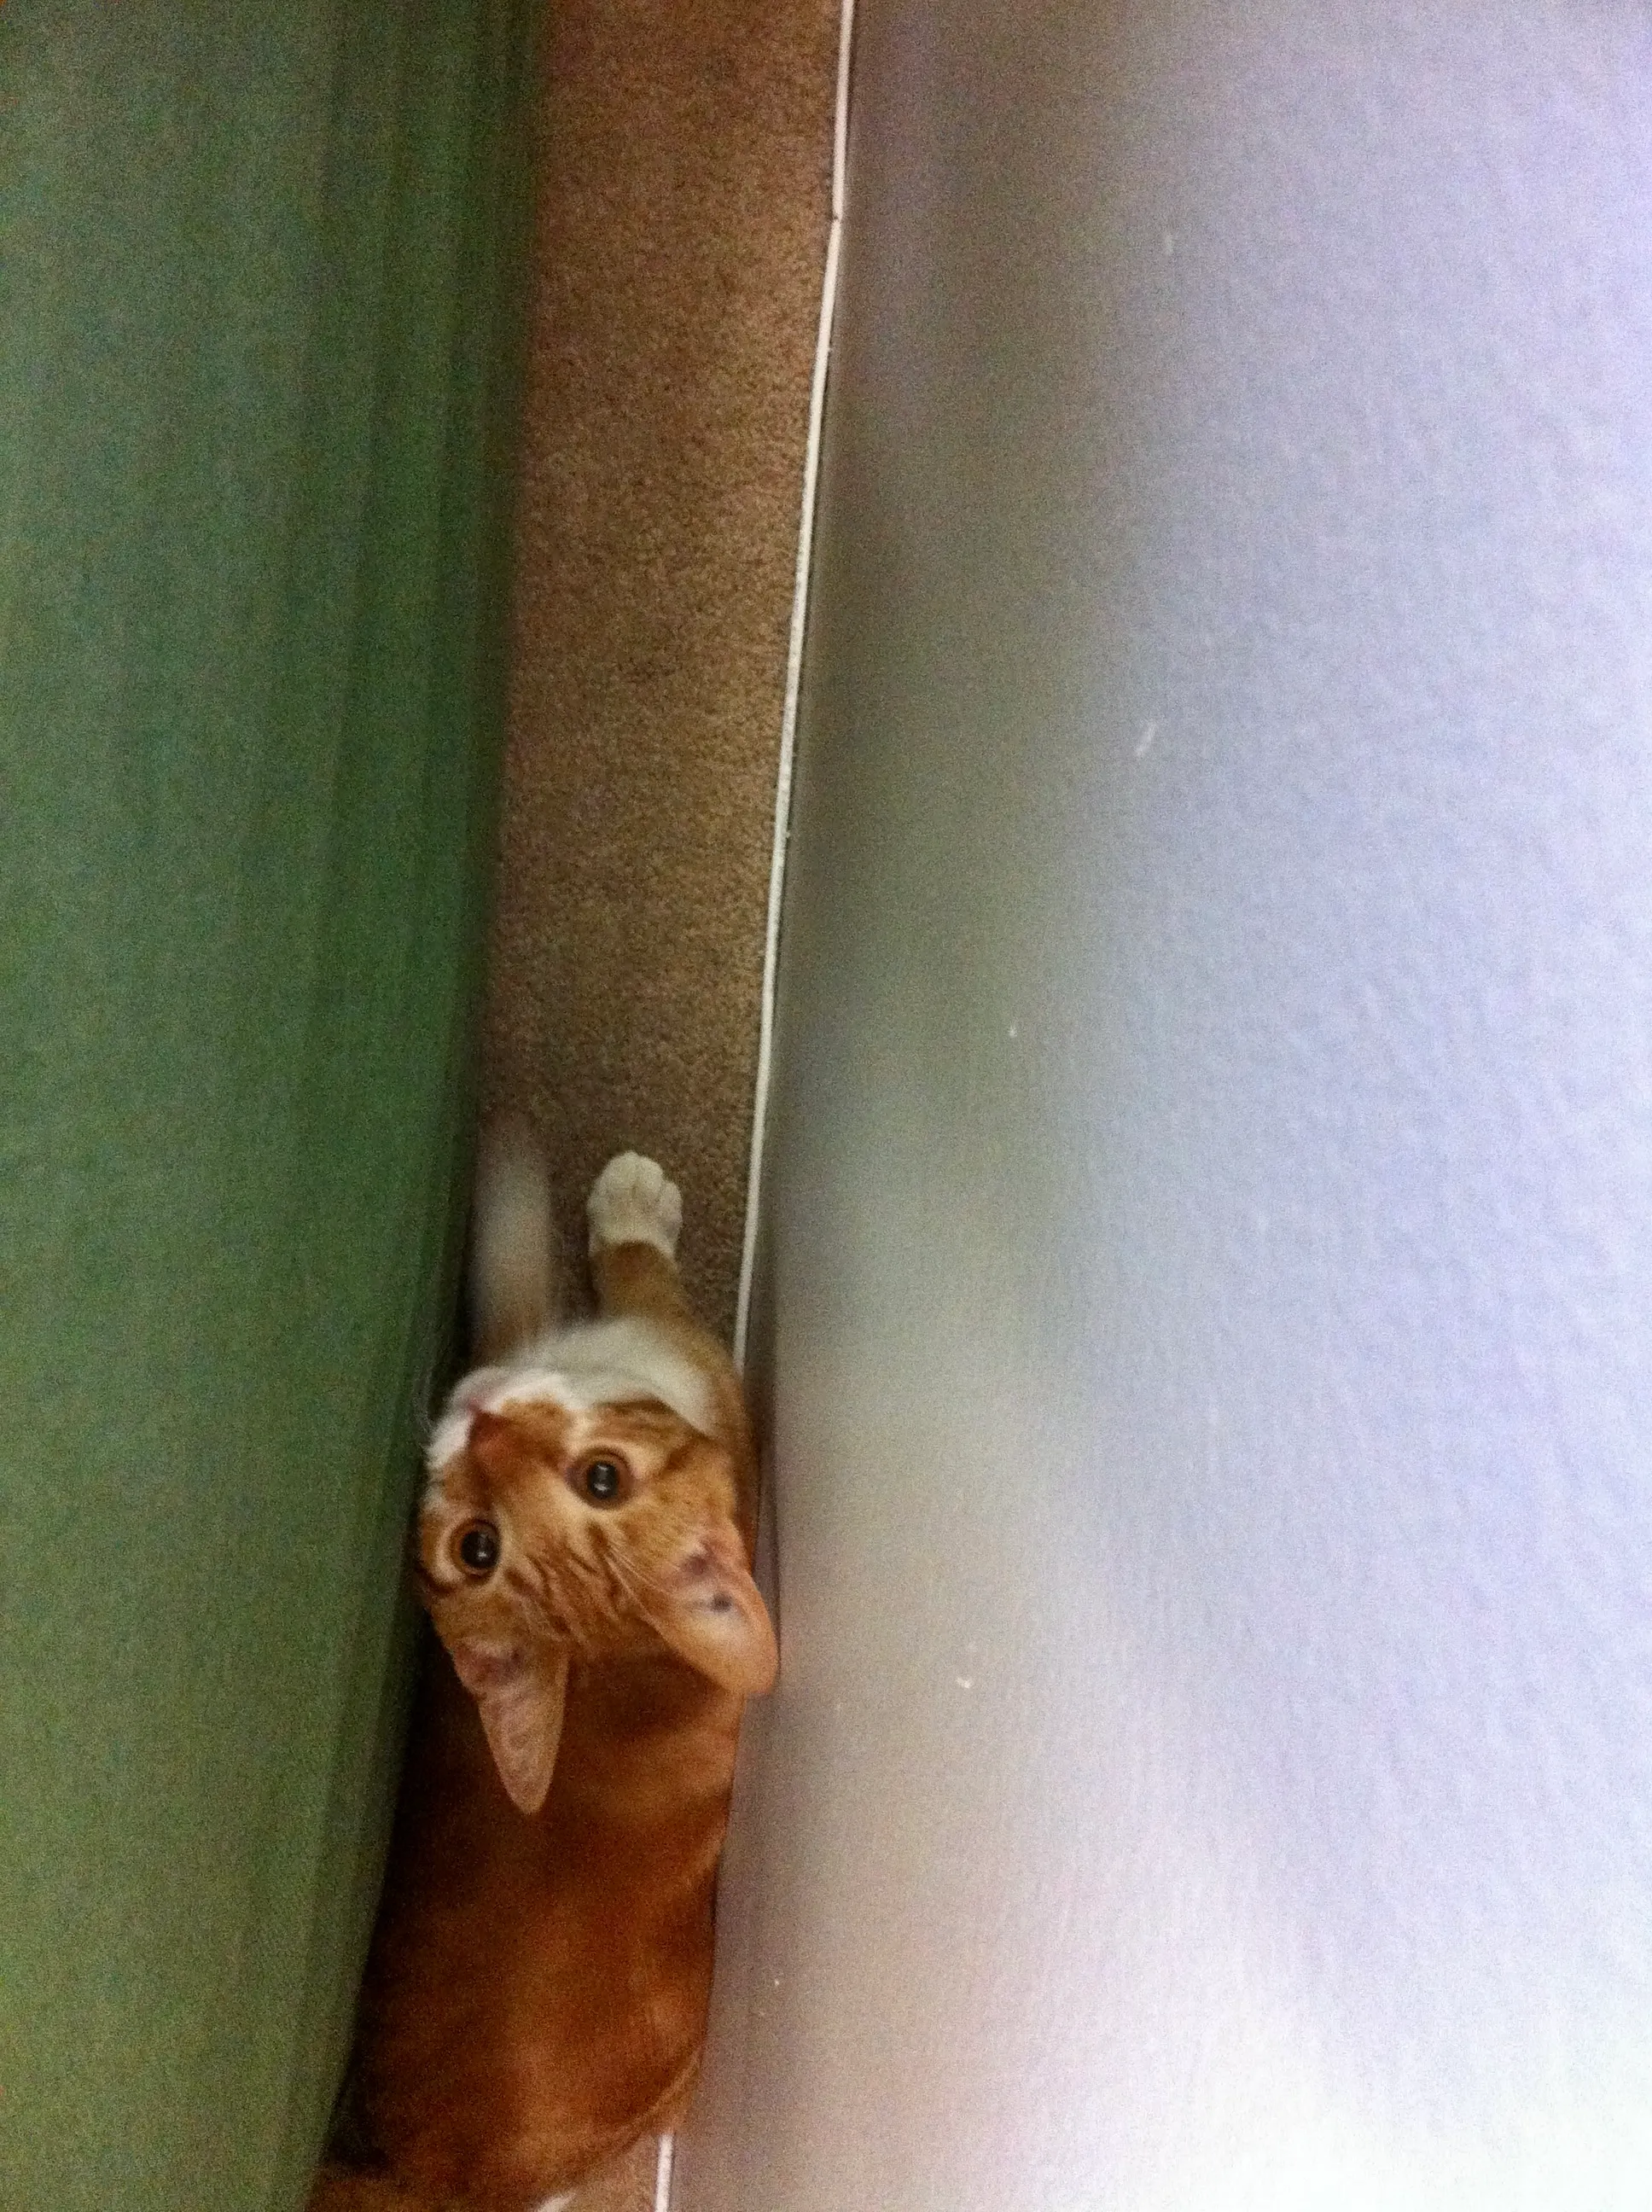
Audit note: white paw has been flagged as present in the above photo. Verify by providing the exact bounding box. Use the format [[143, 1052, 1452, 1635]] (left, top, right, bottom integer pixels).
[[587, 1152, 682, 1260]]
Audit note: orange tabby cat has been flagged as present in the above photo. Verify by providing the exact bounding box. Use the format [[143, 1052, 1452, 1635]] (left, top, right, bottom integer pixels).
[[311, 1136, 777, 2211]]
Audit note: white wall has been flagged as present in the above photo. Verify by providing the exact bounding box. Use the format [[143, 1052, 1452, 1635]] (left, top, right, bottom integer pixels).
[[682, 5, 1652, 2207]]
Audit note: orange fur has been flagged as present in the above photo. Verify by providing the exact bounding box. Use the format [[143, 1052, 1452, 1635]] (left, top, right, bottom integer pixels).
[[313, 1152, 773, 2212]]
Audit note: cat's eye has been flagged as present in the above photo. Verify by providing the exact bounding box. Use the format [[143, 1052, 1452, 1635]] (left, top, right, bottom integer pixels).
[[573, 1455, 631, 1507], [454, 1519, 500, 1577]]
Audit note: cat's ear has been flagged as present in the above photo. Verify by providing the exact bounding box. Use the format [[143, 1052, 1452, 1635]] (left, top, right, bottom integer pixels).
[[445, 1637, 570, 1815], [637, 1523, 778, 1697]]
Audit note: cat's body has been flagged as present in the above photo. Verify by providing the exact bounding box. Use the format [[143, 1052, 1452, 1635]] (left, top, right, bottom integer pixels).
[[312, 1144, 776, 2212]]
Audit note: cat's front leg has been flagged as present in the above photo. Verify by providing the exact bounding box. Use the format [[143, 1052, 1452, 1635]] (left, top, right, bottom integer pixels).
[[586, 1152, 695, 1325], [586, 1150, 682, 1260]]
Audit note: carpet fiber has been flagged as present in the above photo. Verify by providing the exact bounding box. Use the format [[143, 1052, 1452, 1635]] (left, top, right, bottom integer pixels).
[[482, 0, 840, 1347], [479, 7, 837, 2199]]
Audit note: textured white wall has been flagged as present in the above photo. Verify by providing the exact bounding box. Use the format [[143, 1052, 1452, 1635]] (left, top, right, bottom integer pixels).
[[681, 4, 1652, 2207]]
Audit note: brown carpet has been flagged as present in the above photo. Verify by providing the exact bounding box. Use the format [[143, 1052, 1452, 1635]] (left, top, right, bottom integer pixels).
[[479, 6, 838, 2204], [481, 0, 841, 1348]]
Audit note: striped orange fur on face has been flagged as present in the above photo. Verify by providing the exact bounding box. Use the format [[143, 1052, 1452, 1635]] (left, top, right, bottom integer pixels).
[[418, 1394, 774, 1817]]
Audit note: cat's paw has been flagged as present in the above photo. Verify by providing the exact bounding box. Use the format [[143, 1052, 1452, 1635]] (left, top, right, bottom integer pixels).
[[587, 1152, 683, 1260]]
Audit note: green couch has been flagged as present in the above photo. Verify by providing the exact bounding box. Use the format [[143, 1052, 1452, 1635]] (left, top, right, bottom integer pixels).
[[1, 7, 535, 2204]]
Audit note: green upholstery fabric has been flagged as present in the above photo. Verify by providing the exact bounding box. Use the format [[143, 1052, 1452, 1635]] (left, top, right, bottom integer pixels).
[[0, 7, 535, 2205]]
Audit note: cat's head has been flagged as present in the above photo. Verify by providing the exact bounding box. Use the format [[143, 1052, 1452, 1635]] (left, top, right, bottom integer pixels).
[[417, 1386, 777, 1814]]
